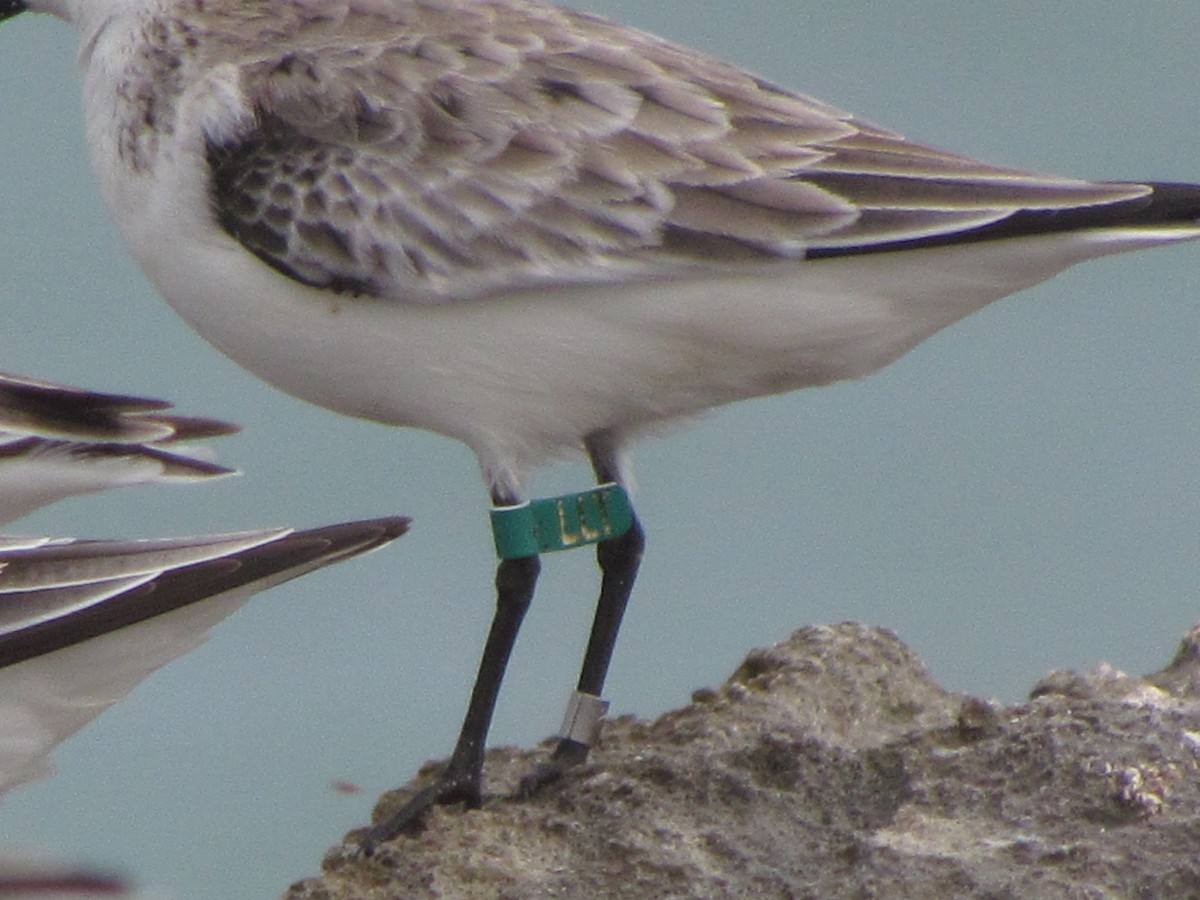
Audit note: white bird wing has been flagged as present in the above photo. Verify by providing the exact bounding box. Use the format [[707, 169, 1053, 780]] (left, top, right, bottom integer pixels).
[[198, 0, 1162, 304], [0, 517, 408, 796]]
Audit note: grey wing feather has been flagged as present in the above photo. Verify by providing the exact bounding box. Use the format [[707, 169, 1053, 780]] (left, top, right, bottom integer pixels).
[[0, 518, 409, 666], [0, 518, 407, 799], [202, 0, 1150, 302]]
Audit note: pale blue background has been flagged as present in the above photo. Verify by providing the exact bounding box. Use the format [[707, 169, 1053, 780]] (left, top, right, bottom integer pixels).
[[0, 2, 1197, 897]]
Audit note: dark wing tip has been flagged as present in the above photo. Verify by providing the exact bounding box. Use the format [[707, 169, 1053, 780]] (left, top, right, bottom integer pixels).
[[1135, 181, 1200, 224], [152, 415, 242, 442], [0, 373, 173, 414], [0, 375, 240, 445], [295, 515, 412, 545], [0, 516, 409, 668], [808, 180, 1200, 259]]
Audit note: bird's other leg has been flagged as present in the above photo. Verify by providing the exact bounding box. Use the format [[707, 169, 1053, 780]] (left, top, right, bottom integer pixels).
[[361, 491, 540, 851], [517, 436, 645, 797]]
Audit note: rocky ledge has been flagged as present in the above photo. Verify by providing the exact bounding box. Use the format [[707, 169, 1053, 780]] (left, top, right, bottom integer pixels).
[[284, 621, 1200, 899]]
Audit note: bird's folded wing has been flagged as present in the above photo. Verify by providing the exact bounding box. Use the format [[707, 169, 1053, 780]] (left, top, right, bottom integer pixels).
[[199, 0, 1147, 303]]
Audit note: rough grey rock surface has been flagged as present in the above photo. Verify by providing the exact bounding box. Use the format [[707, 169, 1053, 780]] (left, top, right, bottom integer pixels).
[[283, 622, 1200, 899]]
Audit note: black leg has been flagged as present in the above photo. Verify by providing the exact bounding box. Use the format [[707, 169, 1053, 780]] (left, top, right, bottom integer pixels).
[[517, 440, 645, 796], [361, 551, 540, 850]]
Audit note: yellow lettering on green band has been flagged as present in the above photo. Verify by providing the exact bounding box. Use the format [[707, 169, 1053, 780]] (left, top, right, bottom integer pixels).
[[490, 484, 633, 559]]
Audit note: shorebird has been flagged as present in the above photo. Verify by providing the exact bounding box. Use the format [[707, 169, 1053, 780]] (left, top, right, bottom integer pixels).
[[2, 0, 1197, 843]]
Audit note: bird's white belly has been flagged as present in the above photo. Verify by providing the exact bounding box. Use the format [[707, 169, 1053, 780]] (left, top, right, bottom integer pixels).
[[125, 188, 1162, 491]]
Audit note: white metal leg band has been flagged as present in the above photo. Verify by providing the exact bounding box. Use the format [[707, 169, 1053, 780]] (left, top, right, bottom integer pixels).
[[558, 690, 609, 746]]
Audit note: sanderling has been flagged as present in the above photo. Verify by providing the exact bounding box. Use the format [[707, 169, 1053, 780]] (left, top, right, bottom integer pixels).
[[2, 0, 1198, 842], [0, 372, 238, 527]]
